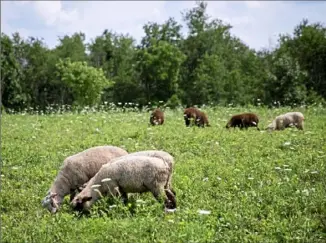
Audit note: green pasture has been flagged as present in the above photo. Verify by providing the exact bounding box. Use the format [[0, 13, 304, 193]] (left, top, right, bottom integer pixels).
[[1, 106, 326, 242]]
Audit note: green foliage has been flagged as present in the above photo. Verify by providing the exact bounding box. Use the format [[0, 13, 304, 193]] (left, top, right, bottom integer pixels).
[[2, 106, 326, 242], [1, 2, 326, 110], [166, 94, 182, 109], [265, 53, 308, 106], [1, 33, 28, 110], [136, 40, 186, 103], [55, 58, 112, 106]]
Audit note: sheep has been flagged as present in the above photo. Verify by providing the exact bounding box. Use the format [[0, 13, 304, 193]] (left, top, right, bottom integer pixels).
[[226, 112, 260, 130], [71, 155, 177, 212], [122, 150, 176, 196], [149, 108, 164, 126], [266, 112, 305, 131], [76, 150, 176, 197], [183, 107, 210, 128], [41, 145, 128, 214]]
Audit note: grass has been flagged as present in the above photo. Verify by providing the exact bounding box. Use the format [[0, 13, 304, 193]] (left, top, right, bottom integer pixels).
[[1, 106, 326, 243]]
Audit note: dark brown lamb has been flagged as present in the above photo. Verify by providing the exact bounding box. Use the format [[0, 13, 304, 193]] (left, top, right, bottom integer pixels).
[[149, 108, 165, 126], [183, 107, 210, 128], [226, 112, 260, 130]]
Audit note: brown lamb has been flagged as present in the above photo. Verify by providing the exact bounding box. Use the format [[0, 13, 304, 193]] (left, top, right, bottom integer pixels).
[[149, 108, 165, 126], [183, 107, 210, 128], [226, 112, 260, 130]]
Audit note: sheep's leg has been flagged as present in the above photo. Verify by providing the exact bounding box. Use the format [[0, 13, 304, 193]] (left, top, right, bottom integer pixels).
[[118, 187, 128, 204], [151, 187, 167, 205], [165, 189, 177, 209], [184, 118, 190, 127]]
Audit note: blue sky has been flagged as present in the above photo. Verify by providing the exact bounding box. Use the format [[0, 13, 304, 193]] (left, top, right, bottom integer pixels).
[[2, 1, 326, 51]]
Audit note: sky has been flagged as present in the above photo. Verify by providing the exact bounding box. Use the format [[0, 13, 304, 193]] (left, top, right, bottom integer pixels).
[[2, 1, 326, 51]]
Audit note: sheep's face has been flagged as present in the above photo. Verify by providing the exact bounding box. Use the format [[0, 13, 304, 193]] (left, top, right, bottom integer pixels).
[[71, 195, 92, 211], [41, 192, 59, 214], [266, 123, 274, 131]]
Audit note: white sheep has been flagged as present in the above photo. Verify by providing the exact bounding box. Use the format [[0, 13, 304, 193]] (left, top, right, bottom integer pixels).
[[267, 112, 305, 131], [71, 155, 177, 212], [122, 150, 176, 195], [74, 150, 176, 198], [41, 145, 128, 213]]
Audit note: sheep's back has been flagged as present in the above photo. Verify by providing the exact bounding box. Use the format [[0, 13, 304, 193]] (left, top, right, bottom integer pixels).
[[62, 146, 128, 185], [127, 150, 174, 169], [96, 156, 170, 192]]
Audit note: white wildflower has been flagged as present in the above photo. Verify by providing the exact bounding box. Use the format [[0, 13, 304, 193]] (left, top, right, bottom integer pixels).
[[302, 189, 309, 196], [136, 199, 146, 204], [198, 210, 211, 215]]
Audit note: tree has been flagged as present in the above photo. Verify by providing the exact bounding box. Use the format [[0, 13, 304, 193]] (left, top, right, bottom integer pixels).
[[55, 32, 87, 62], [278, 19, 326, 100], [140, 17, 183, 48], [55, 58, 112, 106], [136, 41, 185, 104], [0, 33, 27, 110], [265, 52, 308, 106]]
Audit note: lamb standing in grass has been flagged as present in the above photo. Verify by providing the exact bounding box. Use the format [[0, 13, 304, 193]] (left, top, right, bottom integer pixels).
[[71, 155, 177, 212], [149, 108, 165, 126], [267, 112, 305, 131], [184, 107, 210, 128], [226, 112, 260, 130], [41, 145, 128, 214]]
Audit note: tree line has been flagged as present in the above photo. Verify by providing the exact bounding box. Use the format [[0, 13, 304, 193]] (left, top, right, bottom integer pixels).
[[1, 1, 326, 111]]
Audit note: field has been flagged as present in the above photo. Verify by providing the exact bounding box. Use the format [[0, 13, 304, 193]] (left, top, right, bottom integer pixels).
[[1, 106, 326, 243]]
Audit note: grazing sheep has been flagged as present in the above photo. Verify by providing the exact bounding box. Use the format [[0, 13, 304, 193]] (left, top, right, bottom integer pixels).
[[149, 108, 164, 126], [41, 145, 128, 214], [78, 150, 176, 196], [267, 112, 305, 131], [71, 155, 177, 212], [226, 112, 260, 130], [183, 107, 210, 128], [123, 150, 176, 196]]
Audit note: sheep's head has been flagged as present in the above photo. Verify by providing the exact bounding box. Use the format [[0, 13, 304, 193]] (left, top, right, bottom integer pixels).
[[266, 123, 274, 131], [71, 195, 92, 212], [41, 192, 59, 214]]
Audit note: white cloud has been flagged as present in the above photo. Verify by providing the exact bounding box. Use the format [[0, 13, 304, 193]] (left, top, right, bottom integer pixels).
[[1, 1, 326, 51], [244, 1, 262, 9], [33, 1, 79, 26]]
